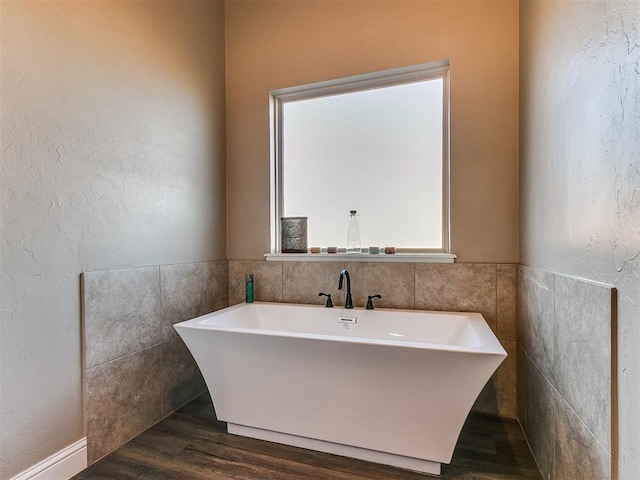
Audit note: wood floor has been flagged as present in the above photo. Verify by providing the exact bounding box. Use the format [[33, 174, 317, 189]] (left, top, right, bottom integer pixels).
[[73, 393, 542, 479]]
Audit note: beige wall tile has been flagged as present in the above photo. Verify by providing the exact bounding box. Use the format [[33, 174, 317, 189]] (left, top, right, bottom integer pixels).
[[344, 262, 414, 309], [517, 265, 555, 382], [517, 346, 529, 435], [83, 267, 161, 369], [282, 261, 345, 306], [415, 263, 497, 330], [161, 337, 206, 418], [161, 261, 228, 338], [473, 340, 516, 418], [526, 357, 556, 480], [495, 340, 517, 418], [228, 260, 283, 305], [497, 264, 517, 342], [554, 275, 613, 453], [86, 345, 162, 464], [555, 395, 612, 480]]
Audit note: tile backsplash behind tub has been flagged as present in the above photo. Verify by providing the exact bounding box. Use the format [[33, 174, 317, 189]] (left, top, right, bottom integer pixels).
[[228, 260, 517, 418]]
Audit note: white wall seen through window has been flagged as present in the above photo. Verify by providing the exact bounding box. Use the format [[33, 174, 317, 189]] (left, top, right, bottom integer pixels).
[[271, 61, 450, 253]]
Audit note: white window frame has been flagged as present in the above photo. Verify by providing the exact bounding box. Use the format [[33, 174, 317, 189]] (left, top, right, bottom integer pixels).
[[269, 60, 452, 259]]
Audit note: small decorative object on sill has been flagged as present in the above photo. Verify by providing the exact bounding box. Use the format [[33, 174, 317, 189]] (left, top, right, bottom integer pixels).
[[369, 246, 380, 254], [327, 246, 338, 254], [281, 217, 308, 253], [310, 247, 321, 254], [245, 274, 254, 303], [384, 246, 396, 254]]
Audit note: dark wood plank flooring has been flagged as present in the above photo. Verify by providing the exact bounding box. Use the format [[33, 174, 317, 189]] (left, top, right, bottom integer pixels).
[[73, 393, 542, 479]]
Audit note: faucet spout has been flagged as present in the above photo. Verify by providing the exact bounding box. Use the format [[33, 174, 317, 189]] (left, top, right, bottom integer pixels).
[[338, 269, 353, 309]]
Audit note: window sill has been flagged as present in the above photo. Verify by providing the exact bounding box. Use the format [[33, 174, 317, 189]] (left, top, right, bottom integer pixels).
[[264, 253, 456, 263]]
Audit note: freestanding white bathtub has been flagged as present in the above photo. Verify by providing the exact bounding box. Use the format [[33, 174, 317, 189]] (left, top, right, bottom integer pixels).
[[174, 302, 506, 475]]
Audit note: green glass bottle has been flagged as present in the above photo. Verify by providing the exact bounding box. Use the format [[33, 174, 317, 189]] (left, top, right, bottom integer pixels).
[[245, 274, 254, 303]]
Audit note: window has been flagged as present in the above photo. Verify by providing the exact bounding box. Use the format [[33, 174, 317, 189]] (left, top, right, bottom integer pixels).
[[270, 60, 450, 255]]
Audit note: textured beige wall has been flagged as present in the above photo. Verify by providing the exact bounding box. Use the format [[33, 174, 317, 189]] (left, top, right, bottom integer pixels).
[[225, 0, 519, 262], [0, 2, 226, 477], [520, 1, 639, 478]]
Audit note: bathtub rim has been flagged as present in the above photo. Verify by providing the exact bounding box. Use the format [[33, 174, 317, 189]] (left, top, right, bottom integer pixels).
[[174, 301, 507, 357]]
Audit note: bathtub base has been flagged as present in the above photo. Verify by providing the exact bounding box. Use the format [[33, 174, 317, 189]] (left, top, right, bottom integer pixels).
[[228, 423, 442, 475]]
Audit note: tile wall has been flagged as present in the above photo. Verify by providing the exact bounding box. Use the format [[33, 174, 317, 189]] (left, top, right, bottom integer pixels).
[[228, 260, 518, 418], [517, 265, 615, 480], [82, 261, 228, 464], [82, 259, 615, 477]]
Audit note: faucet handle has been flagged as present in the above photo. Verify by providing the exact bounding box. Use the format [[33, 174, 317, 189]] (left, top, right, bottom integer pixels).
[[366, 294, 382, 310], [319, 292, 334, 308]]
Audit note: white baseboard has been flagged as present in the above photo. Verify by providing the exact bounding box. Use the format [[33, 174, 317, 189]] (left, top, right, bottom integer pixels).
[[11, 438, 87, 480]]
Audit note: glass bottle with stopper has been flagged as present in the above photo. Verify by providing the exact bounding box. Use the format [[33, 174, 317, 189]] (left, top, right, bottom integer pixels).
[[346, 210, 361, 253]]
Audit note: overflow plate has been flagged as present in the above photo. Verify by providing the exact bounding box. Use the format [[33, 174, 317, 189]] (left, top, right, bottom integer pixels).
[[337, 316, 357, 324]]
